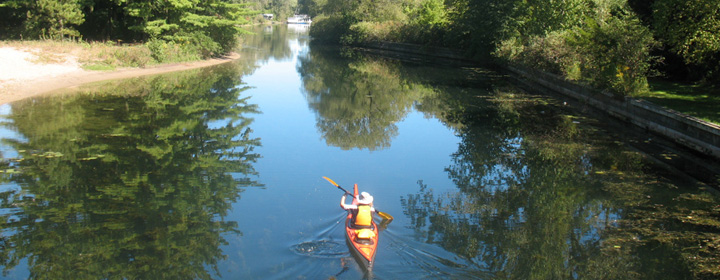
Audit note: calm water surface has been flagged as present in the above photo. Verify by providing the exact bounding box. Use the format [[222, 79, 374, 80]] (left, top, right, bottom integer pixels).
[[0, 25, 718, 279]]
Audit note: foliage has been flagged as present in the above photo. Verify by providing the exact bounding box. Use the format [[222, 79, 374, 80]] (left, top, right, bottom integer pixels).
[[25, 0, 85, 39], [307, 0, 720, 95], [412, 0, 448, 27], [0, 1, 27, 38], [564, 12, 656, 95], [298, 0, 326, 17], [345, 21, 403, 44], [308, 15, 354, 44], [1, 0, 258, 59], [500, 0, 588, 39], [492, 1, 656, 95], [652, 0, 720, 82], [133, 0, 255, 57]]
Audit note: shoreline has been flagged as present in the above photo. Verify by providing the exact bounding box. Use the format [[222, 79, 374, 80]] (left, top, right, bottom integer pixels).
[[0, 49, 240, 105]]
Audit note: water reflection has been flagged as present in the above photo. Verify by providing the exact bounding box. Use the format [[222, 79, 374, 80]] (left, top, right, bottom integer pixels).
[[239, 25, 311, 64], [0, 25, 717, 279], [298, 47, 438, 150], [0, 64, 261, 278], [402, 85, 720, 278]]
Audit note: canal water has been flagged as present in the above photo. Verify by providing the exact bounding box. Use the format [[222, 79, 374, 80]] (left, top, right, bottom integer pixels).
[[0, 25, 718, 279]]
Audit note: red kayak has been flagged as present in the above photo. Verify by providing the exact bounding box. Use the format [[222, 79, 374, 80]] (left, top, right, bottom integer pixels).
[[345, 183, 379, 271]]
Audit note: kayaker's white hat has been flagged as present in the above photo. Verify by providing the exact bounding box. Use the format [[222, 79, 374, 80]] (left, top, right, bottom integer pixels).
[[358, 192, 373, 204]]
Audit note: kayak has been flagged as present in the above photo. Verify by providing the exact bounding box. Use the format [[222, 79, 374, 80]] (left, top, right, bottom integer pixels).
[[345, 183, 379, 271]]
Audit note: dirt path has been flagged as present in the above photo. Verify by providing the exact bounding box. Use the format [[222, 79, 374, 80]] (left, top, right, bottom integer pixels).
[[0, 47, 240, 105]]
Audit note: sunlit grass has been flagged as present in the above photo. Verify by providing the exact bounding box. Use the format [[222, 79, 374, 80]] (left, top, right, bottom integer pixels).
[[637, 79, 720, 125]]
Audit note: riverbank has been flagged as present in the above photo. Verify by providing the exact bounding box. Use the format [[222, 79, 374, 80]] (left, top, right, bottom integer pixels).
[[0, 45, 240, 105]]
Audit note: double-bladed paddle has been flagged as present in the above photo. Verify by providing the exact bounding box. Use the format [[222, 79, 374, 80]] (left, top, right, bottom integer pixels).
[[322, 176, 394, 220]]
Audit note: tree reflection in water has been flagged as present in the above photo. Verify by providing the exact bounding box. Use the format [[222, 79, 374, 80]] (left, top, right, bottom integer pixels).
[[0, 63, 261, 279], [403, 86, 719, 279], [298, 47, 437, 151], [295, 45, 720, 278]]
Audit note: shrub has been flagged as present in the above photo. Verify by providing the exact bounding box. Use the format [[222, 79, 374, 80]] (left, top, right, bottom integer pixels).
[[309, 15, 353, 44], [182, 31, 222, 58], [147, 38, 203, 64], [347, 21, 403, 43], [147, 39, 172, 63], [496, 3, 656, 96], [566, 15, 656, 95]]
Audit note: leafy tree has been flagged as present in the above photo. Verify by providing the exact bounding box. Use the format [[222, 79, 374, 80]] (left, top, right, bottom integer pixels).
[[2, 0, 258, 57], [564, 6, 656, 95], [136, 0, 255, 55], [0, 0, 29, 39], [25, 0, 85, 39], [652, 0, 720, 82], [297, 0, 325, 17]]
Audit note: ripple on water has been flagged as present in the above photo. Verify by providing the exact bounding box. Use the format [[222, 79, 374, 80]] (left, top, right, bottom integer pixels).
[[291, 240, 350, 258]]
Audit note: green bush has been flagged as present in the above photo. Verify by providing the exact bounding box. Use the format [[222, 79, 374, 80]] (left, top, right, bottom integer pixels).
[[309, 15, 353, 44], [182, 31, 222, 58], [495, 3, 656, 96], [147, 39, 171, 63], [500, 32, 576, 77], [347, 21, 403, 43], [147, 38, 204, 64], [652, 0, 720, 83], [566, 15, 656, 95]]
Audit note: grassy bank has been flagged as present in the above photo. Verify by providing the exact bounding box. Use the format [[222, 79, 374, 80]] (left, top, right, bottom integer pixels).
[[640, 79, 720, 125], [0, 39, 207, 71]]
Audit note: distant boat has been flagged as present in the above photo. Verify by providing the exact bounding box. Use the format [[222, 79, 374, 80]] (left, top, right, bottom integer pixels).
[[287, 14, 311, 25]]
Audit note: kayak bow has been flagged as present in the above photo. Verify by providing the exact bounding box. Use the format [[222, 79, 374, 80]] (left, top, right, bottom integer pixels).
[[344, 183, 379, 271]]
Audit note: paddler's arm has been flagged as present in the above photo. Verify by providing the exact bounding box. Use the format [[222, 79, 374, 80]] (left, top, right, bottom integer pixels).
[[340, 195, 357, 210]]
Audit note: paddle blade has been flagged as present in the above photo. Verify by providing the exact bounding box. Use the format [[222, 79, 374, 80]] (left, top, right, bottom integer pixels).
[[322, 176, 340, 187], [377, 210, 393, 220], [323, 176, 353, 196]]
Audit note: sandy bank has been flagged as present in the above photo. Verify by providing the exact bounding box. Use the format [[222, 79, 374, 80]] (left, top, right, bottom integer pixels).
[[0, 47, 240, 105]]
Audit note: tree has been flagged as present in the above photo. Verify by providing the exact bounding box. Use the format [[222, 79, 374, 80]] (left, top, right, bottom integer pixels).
[[25, 0, 85, 39], [652, 0, 720, 82], [138, 0, 256, 55]]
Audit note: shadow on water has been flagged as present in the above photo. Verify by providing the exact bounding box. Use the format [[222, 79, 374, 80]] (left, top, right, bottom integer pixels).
[[0, 63, 262, 279]]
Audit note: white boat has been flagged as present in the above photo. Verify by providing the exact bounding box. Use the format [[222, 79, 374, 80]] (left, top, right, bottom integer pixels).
[[287, 14, 312, 25]]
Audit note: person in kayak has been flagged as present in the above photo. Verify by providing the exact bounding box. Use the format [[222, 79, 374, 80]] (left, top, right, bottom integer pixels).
[[340, 191, 376, 229]]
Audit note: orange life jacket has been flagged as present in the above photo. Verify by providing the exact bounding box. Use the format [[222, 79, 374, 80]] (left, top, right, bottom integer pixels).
[[355, 204, 372, 226]]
